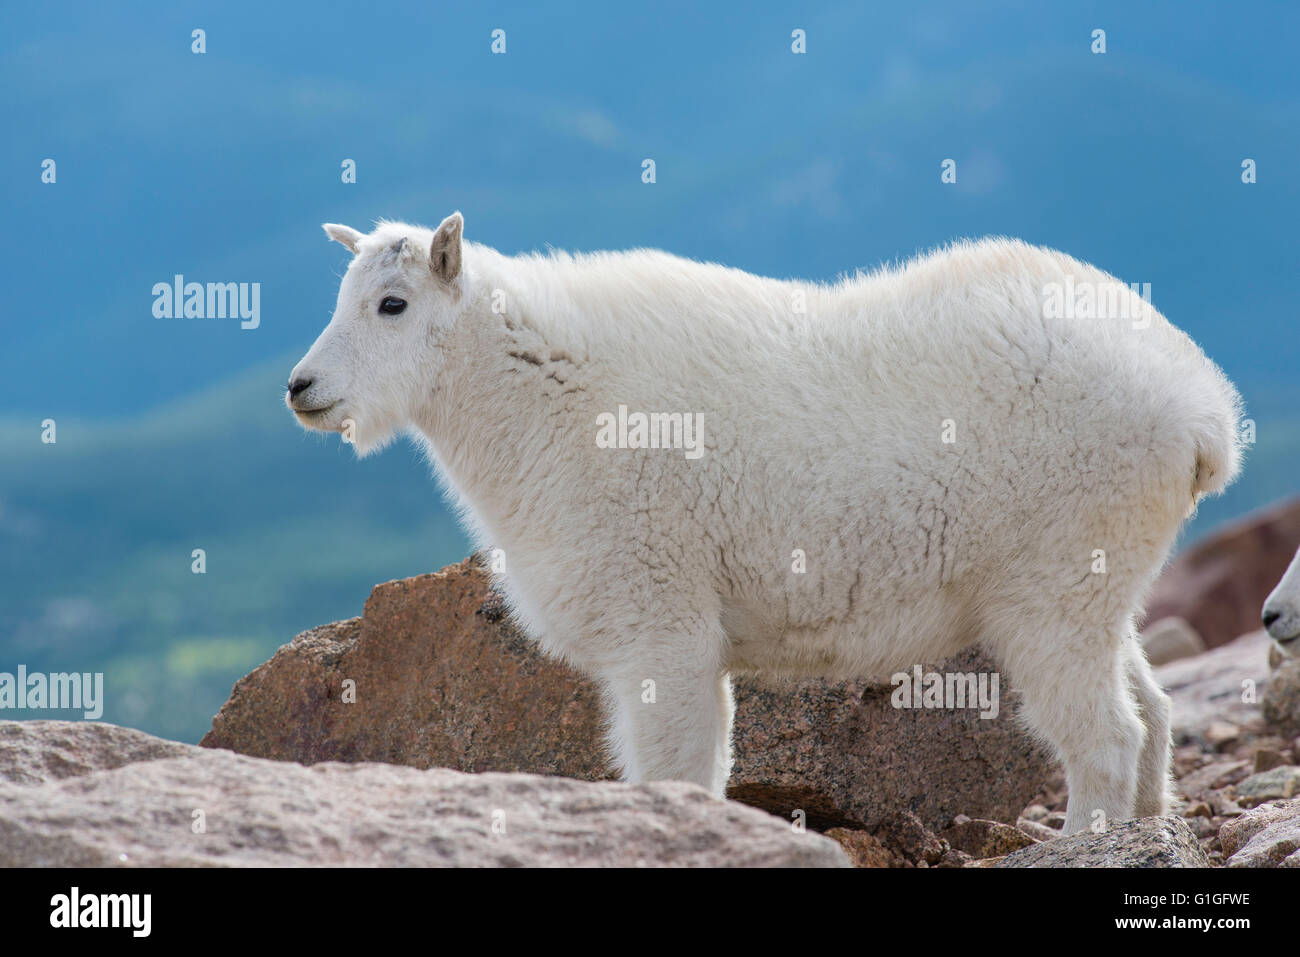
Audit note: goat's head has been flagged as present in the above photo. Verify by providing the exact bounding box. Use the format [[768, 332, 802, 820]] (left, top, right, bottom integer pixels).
[[286, 212, 468, 455], [1263, 545, 1300, 657]]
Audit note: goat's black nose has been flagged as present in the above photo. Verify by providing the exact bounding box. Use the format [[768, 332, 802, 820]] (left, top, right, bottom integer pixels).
[[288, 377, 313, 399], [1263, 609, 1281, 628]]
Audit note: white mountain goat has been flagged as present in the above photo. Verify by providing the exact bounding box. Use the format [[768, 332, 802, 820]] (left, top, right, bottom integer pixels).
[[1263, 546, 1300, 656], [287, 213, 1243, 834]]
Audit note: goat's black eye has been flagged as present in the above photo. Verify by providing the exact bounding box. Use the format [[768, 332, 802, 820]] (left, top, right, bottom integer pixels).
[[379, 297, 407, 315]]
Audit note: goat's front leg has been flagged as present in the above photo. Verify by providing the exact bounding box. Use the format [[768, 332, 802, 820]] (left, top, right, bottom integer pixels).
[[599, 622, 733, 796]]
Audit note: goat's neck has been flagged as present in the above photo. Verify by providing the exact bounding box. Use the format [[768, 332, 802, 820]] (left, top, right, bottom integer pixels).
[[411, 271, 575, 530]]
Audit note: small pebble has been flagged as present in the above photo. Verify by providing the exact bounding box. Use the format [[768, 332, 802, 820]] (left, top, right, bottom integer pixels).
[[1254, 748, 1286, 774], [1019, 803, 1049, 823]]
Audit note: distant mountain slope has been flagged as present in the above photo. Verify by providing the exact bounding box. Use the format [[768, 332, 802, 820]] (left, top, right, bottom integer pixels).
[[0, 355, 470, 741]]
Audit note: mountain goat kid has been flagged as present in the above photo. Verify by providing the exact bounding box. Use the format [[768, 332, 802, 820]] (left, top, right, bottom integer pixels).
[[287, 213, 1243, 834], [1264, 546, 1300, 657]]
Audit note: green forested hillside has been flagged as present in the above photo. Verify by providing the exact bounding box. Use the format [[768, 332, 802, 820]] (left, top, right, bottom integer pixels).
[[0, 355, 469, 742]]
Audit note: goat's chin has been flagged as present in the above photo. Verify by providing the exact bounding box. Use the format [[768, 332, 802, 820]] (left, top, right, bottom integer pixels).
[[291, 405, 343, 434], [346, 418, 399, 459], [286, 399, 399, 458]]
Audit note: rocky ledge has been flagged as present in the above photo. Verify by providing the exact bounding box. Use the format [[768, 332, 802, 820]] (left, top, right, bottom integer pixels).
[[0, 721, 846, 868]]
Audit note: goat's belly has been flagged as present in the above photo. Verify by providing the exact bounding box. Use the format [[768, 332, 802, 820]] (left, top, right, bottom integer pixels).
[[721, 596, 975, 680]]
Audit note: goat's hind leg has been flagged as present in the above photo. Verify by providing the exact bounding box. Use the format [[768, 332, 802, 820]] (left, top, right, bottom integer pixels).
[[1124, 631, 1174, 817], [995, 623, 1144, 835]]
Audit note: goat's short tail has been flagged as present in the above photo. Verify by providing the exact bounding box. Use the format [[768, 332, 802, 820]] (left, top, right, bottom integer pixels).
[[1188, 360, 1245, 503]]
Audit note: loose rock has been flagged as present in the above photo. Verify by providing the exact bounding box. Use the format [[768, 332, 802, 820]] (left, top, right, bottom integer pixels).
[[1220, 800, 1300, 867], [995, 817, 1210, 868], [1234, 766, 1300, 806], [1263, 658, 1300, 736], [1141, 616, 1206, 666], [941, 816, 1038, 858]]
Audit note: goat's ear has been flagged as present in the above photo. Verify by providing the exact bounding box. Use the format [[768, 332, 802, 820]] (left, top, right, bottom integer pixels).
[[322, 223, 363, 254], [430, 212, 463, 283]]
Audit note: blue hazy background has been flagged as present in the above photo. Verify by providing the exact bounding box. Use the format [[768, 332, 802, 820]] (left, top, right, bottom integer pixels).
[[2, 1, 1297, 741]]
